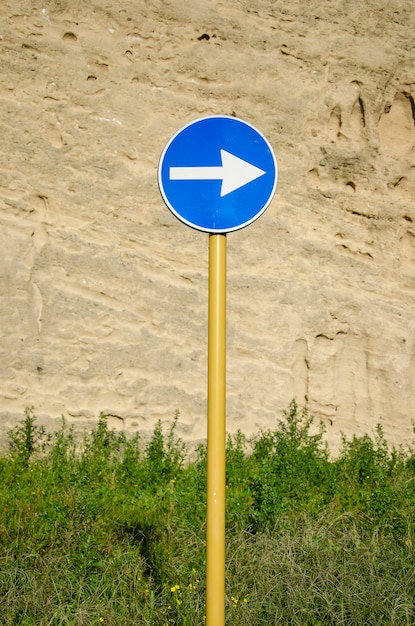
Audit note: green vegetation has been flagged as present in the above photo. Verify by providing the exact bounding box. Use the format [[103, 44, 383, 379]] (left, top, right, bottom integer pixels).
[[1, 401, 414, 624]]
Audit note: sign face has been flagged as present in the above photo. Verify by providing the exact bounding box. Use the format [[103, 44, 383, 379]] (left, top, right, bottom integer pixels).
[[158, 116, 278, 233]]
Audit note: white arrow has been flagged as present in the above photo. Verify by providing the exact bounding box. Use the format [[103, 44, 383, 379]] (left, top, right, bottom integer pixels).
[[169, 149, 266, 197]]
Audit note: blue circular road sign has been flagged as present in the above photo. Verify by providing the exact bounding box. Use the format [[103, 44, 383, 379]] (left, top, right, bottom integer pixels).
[[158, 116, 278, 233]]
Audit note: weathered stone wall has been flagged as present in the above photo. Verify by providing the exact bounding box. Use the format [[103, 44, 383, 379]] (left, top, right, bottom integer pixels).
[[1, 0, 414, 449]]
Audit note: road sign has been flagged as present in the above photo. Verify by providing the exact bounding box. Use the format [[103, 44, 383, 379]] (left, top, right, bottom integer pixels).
[[158, 116, 278, 233]]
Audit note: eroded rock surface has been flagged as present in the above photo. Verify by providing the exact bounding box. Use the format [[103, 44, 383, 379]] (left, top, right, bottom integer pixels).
[[1, 0, 414, 449]]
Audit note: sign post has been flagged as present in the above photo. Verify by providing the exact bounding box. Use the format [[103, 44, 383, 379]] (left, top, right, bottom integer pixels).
[[206, 232, 227, 625], [158, 116, 277, 625]]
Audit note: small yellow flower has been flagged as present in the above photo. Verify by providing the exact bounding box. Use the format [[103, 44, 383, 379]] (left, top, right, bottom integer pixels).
[[99, 619, 104, 624]]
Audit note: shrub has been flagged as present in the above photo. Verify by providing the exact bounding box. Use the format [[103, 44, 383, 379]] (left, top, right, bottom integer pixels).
[[247, 400, 333, 528], [7, 407, 50, 464]]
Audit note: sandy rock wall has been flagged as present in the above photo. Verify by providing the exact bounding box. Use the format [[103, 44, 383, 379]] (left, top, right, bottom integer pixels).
[[1, 0, 415, 449]]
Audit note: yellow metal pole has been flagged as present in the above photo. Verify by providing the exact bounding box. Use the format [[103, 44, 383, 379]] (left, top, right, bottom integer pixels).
[[206, 233, 227, 626]]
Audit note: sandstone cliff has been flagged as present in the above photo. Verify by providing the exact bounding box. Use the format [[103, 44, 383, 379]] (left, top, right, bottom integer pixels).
[[1, 0, 415, 449]]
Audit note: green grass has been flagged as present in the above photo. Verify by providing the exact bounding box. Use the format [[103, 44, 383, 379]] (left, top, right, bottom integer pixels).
[[1, 402, 415, 624]]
